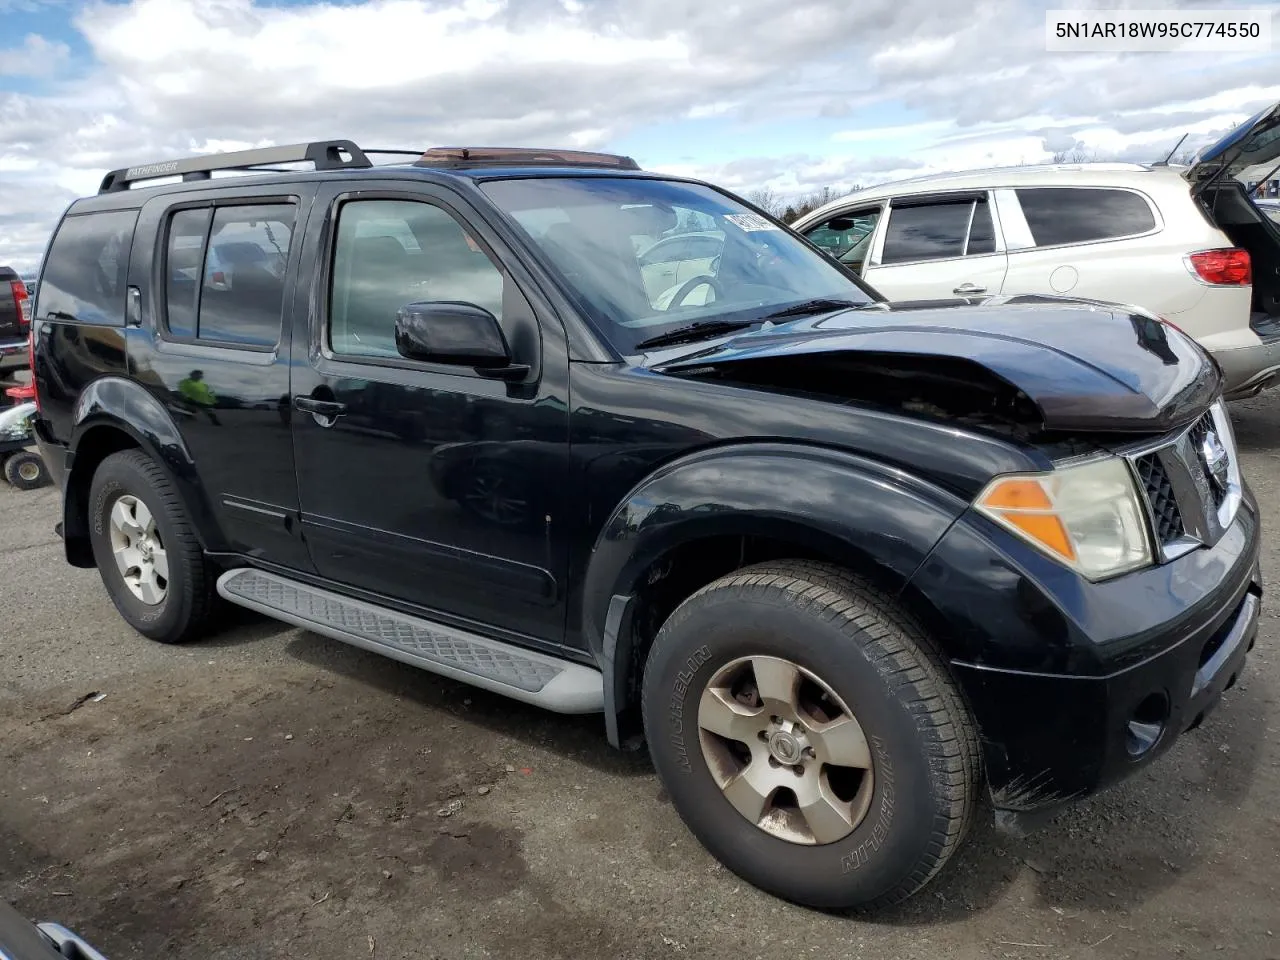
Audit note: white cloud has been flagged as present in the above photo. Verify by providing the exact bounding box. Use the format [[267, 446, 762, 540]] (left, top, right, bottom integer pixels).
[[0, 33, 70, 77], [0, 0, 1276, 269]]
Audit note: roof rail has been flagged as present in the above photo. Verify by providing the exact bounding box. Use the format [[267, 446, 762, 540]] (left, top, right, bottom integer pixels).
[[97, 139, 374, 194], [414, 146, 640, 170]]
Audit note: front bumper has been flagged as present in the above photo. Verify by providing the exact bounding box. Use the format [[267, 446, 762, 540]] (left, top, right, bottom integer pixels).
[[908, 493, 1263, 831]]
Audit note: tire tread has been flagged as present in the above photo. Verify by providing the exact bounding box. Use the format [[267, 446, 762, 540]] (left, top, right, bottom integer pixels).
[[644, 559, 982, 909]]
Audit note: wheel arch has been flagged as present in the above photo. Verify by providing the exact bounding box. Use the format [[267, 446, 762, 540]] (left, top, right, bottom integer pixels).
[[579, 443, 969, 748], [62, 378, 223, 567]]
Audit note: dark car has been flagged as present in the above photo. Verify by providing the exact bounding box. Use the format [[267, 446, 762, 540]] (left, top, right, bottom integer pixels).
[[0, 900, 107, 960], [31, 141, 1262, 911], [0, 265, 31, 376]]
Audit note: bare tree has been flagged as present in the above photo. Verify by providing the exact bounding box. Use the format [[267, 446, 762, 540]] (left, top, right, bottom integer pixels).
[[1051, 147, 1099, 164], [744, 187, 785, 219]]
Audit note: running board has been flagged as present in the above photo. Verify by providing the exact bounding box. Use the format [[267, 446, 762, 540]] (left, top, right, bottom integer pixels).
[[216, 568, 603, 714]]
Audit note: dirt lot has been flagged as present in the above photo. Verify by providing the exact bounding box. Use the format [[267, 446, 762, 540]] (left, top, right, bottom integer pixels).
[[2, 396, 1279, 960]]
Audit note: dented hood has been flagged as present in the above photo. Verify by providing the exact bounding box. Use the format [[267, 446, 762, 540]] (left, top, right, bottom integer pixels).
[[654, 296, 1222, 433]]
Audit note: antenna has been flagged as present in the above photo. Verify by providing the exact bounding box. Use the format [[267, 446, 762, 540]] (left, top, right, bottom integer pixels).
[[1153, 133, 1189, 167]]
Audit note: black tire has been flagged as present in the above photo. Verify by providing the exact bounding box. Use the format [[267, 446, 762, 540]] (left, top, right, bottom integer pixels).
[[3, 450, 50, 490], [88, 449, 217, 644], [642, 561, 981, 911]]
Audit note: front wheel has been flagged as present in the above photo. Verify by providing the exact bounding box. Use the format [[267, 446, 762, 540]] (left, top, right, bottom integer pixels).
[[88, 450, 218, 644], [642, 561, 981, 910]]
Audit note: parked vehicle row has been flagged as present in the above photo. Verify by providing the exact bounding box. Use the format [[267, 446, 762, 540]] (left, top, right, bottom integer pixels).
[[25, 130, 1265, 911]]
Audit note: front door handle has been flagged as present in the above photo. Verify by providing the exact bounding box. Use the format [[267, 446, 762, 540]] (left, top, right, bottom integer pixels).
[[293, 395, 346, 424], [953, 283, 987, 295]]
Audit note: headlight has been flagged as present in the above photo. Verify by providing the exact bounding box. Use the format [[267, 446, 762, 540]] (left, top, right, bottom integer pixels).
[[975, 457, 1153, 581]]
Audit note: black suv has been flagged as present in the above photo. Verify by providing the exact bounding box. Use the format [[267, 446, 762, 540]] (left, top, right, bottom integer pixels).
[[31, 140, 1262, 910]]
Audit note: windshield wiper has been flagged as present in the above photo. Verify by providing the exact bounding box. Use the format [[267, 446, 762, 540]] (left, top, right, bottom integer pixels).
[[760, 297, 863, 320], [634, 319, 757, 351]]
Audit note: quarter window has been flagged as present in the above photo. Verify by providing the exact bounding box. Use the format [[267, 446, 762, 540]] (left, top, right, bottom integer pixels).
[[1014, 188, 1157, 247], [162, 202, 295, 347], [38, 210, 139, 326], [328, 199, 505, 359]]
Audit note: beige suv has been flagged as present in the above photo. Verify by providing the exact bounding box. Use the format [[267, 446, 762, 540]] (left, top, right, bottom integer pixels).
[[793, 102, 1280, 399]]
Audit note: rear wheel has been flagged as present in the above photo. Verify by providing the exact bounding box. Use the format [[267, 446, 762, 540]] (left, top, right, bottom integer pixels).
[[642, 561, 980, 910], [3, 450, 50, 490], [88, 450, 218, 644]]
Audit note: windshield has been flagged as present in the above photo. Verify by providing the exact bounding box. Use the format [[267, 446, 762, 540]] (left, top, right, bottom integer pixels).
[[481, 176, 876, 353]]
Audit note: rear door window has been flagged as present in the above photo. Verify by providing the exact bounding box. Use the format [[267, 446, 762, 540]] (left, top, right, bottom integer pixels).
[[1014, 188, 1157, 247], [38, 210, 139, 325], [161, 202, 296, 348]]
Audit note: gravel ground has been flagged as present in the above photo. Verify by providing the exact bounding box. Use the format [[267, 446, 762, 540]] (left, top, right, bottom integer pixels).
[[1, 394, 1278, 960]]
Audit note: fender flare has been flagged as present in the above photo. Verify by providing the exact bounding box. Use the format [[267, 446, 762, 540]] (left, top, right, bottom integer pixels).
[[62, 376, 224, 560], [579, 442, 970, 746]]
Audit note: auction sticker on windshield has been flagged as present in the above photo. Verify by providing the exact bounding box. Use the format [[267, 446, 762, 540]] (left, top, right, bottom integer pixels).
[[724, 213, 781, 232]]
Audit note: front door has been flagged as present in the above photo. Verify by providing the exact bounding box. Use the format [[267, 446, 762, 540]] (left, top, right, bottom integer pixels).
[[289, 182, 572, 648], [863, 193, 1009, 301]]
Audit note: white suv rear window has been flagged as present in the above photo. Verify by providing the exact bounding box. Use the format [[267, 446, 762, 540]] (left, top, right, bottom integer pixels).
[[1014, 188, 1156, 247]]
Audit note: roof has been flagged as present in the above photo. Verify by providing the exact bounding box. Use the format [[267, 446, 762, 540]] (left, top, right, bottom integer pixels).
[[799, 161, 1190, 223], [74, 139, 663, 213]]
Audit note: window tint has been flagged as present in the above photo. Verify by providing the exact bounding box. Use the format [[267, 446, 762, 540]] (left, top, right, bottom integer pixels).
[[164, 207, 212, 339], [966, 201, 996, 255], [162, 203, 294, 346], [881, 202, 971, 263], [39, 210, 139, 325], [198, 205, 294, 346], [329, 199, 505, 359], [1015, 188, 1156, 247]]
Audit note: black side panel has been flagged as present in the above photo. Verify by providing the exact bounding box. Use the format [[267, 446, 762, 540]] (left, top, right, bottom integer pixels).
[[121, 184, 320, 571]]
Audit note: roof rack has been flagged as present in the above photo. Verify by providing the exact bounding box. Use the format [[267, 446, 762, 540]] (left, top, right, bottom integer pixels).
[[97, 139, 377, 194], [414, 146, 640, 170]]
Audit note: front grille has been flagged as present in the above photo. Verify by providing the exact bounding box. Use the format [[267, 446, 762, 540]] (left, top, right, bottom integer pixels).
[[1126, 400, 1239, 562], [1135, 453, 1185, 544], [1186, 411, 1226, 509]]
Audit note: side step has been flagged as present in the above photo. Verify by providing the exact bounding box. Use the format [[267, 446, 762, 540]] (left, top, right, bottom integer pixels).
[[216, 568, 604, 714]]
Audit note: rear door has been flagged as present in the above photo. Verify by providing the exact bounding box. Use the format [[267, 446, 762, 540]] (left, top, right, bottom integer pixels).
[[127, 182, 319, 571], [993, 186, 1182, 310], [862, 192, 1009, 300]]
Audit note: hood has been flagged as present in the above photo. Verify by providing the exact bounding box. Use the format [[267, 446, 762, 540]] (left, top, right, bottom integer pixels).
[[654, 296, 1221, 434], [1185, 100, 1280, 184]]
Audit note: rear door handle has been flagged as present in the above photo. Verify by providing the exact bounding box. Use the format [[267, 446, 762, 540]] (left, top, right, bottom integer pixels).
[[293, 395, 346, 422], [953, 283, 987, 295]]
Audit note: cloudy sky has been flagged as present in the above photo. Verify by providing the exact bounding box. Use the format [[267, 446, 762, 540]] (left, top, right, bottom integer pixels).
[[0, 0, 1277, 270]]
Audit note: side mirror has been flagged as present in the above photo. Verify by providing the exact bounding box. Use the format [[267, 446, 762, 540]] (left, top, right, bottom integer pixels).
[[394, 301, 512, 369]]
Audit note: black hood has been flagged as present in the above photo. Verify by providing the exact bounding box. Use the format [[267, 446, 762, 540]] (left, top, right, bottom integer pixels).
[[653, 296, 1221, 434]]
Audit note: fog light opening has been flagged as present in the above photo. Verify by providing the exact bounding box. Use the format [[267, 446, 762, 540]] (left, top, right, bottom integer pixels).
[[1126, 692, 1170, 758]]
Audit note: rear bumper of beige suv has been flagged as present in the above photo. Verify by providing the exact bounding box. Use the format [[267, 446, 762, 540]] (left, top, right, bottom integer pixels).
[[1209, 335, 1280, 399]]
